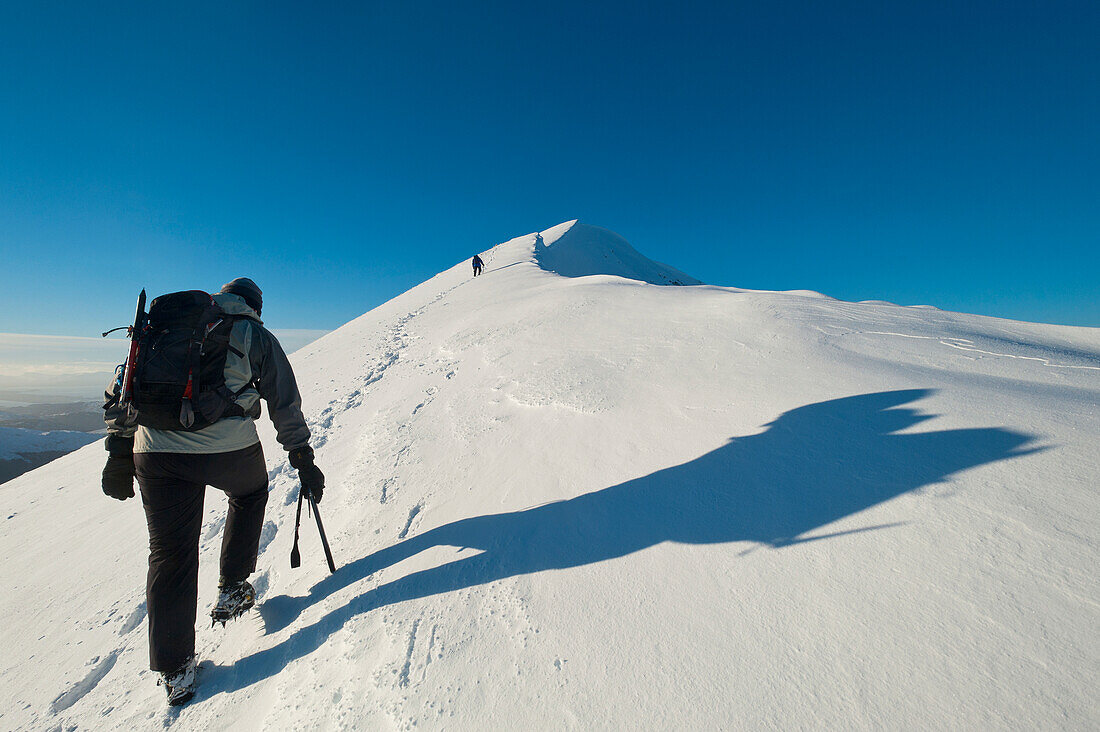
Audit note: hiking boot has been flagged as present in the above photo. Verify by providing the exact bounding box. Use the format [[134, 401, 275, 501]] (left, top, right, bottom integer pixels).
[[210, 578, 256, 626], [158, 655, 197, 706]]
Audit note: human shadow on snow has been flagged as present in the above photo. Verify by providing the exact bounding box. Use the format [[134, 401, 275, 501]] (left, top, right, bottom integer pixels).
[[211, 389, 1039, 695]]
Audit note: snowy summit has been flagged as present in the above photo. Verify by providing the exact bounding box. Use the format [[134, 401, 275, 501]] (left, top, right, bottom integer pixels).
[[2, 221, 1098, 729]]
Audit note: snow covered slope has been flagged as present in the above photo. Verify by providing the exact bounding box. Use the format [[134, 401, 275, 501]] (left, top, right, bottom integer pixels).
[[2, 221, 1098, 730]]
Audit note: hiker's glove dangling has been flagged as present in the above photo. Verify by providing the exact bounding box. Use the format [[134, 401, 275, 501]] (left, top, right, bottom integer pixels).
[[289, 446, 325, 504], [102, 435, 136, 501]]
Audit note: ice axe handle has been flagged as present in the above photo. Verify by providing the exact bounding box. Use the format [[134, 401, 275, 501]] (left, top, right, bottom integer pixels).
[[309, 493, 337, 574]]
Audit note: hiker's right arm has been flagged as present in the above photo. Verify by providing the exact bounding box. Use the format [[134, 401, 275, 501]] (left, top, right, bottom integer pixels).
[[250, 325, 325, 501], [249, 325, 312, 452]]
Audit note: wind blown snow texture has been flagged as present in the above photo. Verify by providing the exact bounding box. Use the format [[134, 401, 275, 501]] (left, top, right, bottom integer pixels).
[[2, 221, 1098, 730]]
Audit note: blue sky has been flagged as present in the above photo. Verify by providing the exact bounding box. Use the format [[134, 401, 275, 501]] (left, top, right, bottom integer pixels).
[[1, 0, 1097, 340]]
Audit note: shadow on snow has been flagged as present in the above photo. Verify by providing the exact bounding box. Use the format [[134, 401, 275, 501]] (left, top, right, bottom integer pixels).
[[208, 389, 1039, 695]]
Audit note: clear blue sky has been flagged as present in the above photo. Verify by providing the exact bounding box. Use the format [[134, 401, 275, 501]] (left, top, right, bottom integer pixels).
[[1, 0, 1097, 335]]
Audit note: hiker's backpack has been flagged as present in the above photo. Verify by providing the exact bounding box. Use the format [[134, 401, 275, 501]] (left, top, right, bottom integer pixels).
[[126, 291, 254, 431]]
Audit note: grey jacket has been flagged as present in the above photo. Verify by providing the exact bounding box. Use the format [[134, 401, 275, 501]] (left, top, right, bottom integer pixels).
[[105, 293, 311, 454]]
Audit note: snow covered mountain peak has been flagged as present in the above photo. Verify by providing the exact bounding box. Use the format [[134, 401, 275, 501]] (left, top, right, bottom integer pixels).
[[2, 223, 1098, 730], [532, 220, 702, 286]]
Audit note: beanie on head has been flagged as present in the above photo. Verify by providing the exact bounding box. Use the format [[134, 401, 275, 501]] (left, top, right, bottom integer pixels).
[[219, 277, 263, 314]]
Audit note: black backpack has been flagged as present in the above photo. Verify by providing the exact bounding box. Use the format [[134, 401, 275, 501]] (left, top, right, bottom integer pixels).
[[126, 291, 255, 431]]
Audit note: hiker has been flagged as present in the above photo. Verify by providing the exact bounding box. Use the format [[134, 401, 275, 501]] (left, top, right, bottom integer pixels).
[[100, 277, 325, 705], [472, 254, 484, 276]]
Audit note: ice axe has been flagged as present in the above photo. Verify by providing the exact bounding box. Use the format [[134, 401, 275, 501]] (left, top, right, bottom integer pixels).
[[290, 485, 337, 574]]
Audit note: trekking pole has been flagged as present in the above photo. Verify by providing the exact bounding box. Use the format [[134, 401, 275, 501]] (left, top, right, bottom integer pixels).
[[289, 484, 337, 574]]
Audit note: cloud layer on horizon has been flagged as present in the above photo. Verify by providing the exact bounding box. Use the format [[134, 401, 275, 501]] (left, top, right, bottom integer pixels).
[[0, 330, 330, 394]]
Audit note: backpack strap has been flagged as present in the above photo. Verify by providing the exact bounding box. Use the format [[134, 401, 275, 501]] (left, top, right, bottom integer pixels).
[[209, 316, 258, 420], [179, 300, 223, 428]]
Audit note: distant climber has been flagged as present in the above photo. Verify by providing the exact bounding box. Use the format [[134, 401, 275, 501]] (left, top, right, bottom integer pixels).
[[472, 254, 484, 277], [100, 277, 326, 706], [535, 232, 544, 247]]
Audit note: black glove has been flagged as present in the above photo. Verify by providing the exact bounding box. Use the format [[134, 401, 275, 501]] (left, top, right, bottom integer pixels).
[[102, 434, 135, 501], [289, 446, 325, 503]]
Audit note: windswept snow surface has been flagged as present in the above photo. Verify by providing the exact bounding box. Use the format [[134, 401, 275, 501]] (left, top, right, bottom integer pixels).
[[2, 221, 1098, 730]]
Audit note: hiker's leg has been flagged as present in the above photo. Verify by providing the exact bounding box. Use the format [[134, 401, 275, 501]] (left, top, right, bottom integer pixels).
[[136, 453, 205, 672], [208, 443, 269, 583]]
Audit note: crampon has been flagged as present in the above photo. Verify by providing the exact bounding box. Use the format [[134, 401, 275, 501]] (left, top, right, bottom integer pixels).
[[158, 655, 197, 706], [210, 579, 256, 627]]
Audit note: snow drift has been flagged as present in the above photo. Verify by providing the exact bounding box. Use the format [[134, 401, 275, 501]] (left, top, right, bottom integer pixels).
[[2, 220, 1098, 730]]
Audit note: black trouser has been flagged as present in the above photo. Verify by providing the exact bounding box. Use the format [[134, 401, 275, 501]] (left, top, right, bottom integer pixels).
[[135, 443, 269, 672], [473, 265, 482, 276]]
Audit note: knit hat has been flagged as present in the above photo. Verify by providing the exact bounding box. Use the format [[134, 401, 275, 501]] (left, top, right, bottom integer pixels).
[[219, 277, 263, 314]]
